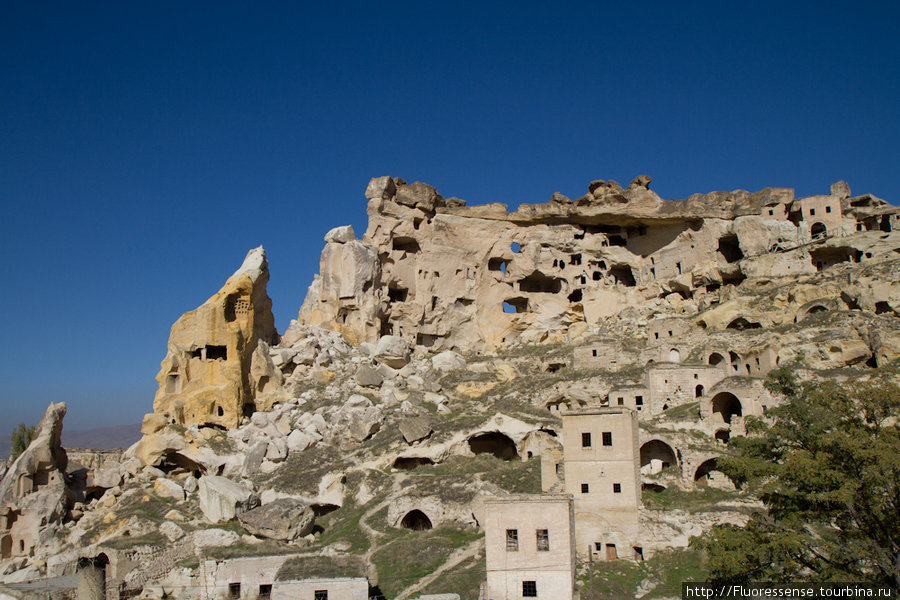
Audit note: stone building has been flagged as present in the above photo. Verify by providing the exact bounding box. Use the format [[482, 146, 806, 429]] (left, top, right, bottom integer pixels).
[[483, 495, 575, 600], [559, 408, 640, 558]]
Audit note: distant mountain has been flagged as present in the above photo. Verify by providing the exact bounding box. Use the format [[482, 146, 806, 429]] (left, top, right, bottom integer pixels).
[[62, 423, 142, 450]]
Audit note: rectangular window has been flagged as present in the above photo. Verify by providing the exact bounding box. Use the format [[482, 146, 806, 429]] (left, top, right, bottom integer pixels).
[[592, 349, 598, 357], [635, 396, 643, 406], [258, 584, 272, 599], [581, 432, 591, 447], [826, 205, 832, 213], [506, 529, 519, 551], [768, 209, 774, 216], [228, 583, 240, 599], [602, 432, 612, 446], [613, 483, 622, 493], [581, 483, 589, 494], [314, 591, 328, 600], [536, 529, 549, 551], [523, 581, 537, 597], [595, 542, 603, 552], [810, 208, 816, 216], [617, 397, 624, 406]]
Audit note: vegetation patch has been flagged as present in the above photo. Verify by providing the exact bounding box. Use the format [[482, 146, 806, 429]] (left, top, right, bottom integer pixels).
[[371, 527, 482, 598], [579, 546, 709, 600]]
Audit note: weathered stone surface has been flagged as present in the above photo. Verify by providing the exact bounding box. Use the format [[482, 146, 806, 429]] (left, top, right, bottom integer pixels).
[[324, 225, 356, 244], [355, 364, 384, 387], [431, 350, 466, 373], [197, 476, 258, 523], [374, 336, 411, 368], [0, 403, 68, 561], [399, 417, 433, 444], [193, 527, 240, 548], [153, 478, 185, 501], [152, 246, 278, 430], [159, 520, 185, 542], [236, 498, 315, 541]]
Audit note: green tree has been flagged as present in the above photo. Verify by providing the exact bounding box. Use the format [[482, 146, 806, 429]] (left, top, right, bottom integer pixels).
[[698, 367, 900, 589], [10, 422, 36, 461]]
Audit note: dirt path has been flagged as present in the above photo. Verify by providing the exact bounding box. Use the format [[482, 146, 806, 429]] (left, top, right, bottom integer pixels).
[[393, 537, 484, 600]]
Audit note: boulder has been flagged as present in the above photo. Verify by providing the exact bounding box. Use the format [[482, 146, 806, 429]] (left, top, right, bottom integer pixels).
[[197, 476, 259, 523], [287, 430, 314, 452], [399, 417, 433, 444], [159, 520, 185, 542], [355, 364, 384, 387], [324, 225, 356, 244], [431, 351, 466, 373], [154, 478, 185, 501], [365, 176, 396, 200], [193, 528, 240, 548], [374, 336, 411, 369], [237, 499, 315, 541]]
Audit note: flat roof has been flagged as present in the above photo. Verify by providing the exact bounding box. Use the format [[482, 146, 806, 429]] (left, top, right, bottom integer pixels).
[[561, 407, 634, 416]]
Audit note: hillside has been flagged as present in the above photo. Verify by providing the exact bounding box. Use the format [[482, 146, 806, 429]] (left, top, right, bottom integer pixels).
[[1, 175, 898, 599]]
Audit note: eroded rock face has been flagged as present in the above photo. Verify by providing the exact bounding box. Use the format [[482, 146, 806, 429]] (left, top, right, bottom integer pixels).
[[151, 247, 279, 430], [197, 475, 259, 524], [236, 498, 315, 541], [0, 403, 68, 560], [299, 177, 897, 352]]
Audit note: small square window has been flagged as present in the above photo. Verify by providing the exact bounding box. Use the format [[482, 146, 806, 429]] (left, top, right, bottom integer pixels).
[[582, 432, 592, 448], [826, 205, 832, 213], [592, 349, 598, 357], [635, 396, 643, 406], [768, 209, 774, 216], [613, 483, 622, 493], [506, 529, 519, 551], [228, 583, 241, 599], [617, 397, 624, 406], [581, 483, 589, 493], [523, 581, 537, 597], [654, 332, 659, 339], [810, 208, 816, 216], [595, 542, 603, 551], [602, 432, 612, 446], [314, 591, 328, 600], [536, 529, 549, 551], [259, 584, 272, 599]]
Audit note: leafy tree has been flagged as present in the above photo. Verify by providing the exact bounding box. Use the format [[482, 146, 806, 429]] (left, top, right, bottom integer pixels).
[[698, 367, 900, 589], [10, 422, 36, 461]]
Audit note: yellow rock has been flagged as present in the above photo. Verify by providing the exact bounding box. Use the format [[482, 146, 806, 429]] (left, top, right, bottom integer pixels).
[[456, 381, 498, 398]]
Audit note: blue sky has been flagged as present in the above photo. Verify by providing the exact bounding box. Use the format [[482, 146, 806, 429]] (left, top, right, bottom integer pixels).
[[2, 1, 898, 431]]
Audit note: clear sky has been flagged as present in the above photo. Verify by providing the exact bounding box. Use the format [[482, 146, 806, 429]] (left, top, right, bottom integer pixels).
[[2, 1, 898, 431]]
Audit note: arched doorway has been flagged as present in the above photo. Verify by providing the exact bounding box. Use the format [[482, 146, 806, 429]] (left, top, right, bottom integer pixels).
[[468, 432, 518, 460], [400, 509, 433, 531], [668, 348, 681, 362], [640, 440, 678, 471], [694, 459, 718, 484], [711, 392, 742, 424], [695, 385, 704, 398], [811, 222, 827, 238]]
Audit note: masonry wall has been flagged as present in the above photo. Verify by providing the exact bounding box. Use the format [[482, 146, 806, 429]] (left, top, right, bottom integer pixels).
[[484, 495, 575, 600], [561, 409, 640, 556]]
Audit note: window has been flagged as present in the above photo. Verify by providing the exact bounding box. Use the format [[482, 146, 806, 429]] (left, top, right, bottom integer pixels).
[[810, 208, 816, 216], [592, 349, 598, 357], [617, 397, 624, 406], [768, 209, 774, 216], [602, 432, 612, 446], [259, 584, 272, 599], [581, 432, 592, 447], [506, 529, 519, 551], [595, 542, 603, 551], [228, 583, 240, 599], [654, 332, 659, 339], [581, 483, 589, 494], [536, 529, 550, 551], [613, 483, 622, 493], [635, 396, 643, 406], [523, 581, 537, 597], [314, 591, 328, 600]]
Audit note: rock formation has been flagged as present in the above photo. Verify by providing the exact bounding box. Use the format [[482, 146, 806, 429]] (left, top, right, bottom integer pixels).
[[300, 176, 898, 353], [0, 403, 68, 560], [150, 246, 280, 431]]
